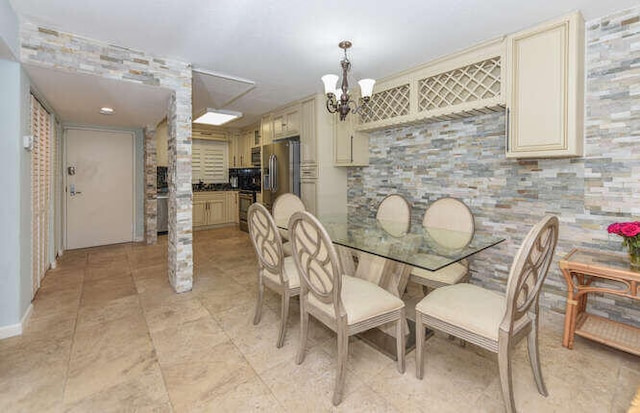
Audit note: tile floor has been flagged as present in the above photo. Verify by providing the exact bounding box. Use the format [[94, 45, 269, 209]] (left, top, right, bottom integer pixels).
[[1, 226, 638, 412]]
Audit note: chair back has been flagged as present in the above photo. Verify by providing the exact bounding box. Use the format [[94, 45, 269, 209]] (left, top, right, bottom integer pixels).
[[289, 211, 344, 313], [273, 193, 306, 229], [248, 203, 285, 283], [376, 194, 412, 235], [501, 215, 559, 332], [422, 197, 474, 249]]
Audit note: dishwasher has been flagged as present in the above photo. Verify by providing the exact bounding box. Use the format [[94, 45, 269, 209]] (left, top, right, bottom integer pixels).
[[157, 194, 168, 233]]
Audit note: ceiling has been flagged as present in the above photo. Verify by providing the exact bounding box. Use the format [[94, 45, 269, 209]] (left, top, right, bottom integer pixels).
[[9, 0, 639, 129], [26, 65, 172, 129]]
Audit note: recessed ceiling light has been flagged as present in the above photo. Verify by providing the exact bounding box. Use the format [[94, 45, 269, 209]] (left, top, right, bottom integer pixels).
[[193, 108, 242, 126], [99, 107, 115, 115]]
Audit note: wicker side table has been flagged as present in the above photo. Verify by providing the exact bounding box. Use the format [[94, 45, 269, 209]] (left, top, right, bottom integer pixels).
[[559, 248, 640, 356]]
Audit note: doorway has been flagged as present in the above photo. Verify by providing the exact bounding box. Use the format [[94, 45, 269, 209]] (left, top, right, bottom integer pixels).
[[65, 128, 135, 249]]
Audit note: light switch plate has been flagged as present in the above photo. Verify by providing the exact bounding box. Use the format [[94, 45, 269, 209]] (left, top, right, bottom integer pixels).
[[23, 135, 34, 151]]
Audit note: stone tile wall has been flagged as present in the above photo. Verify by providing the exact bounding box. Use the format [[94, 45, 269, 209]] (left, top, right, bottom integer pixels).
[[20, 22, 193, 292], [144, 126, 157, 245], [348, 6, 640, 326]]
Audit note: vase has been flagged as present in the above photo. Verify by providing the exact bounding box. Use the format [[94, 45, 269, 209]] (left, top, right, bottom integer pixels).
[[629, 247, 640, 269]]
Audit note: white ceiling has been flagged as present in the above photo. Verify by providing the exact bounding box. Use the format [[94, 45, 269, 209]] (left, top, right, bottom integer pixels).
[[9, 0, 639, 129], [26, 65, 172, 129]]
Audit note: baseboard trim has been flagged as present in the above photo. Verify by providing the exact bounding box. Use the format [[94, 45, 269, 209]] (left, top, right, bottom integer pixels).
[[0, 304, 33, 340]]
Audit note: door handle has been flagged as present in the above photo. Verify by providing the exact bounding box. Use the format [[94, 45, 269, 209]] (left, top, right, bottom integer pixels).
[[272, 155, 278, 192]]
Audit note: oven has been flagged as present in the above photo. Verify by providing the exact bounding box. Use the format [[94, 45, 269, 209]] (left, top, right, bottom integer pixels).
[[238, 190, 256, 232]]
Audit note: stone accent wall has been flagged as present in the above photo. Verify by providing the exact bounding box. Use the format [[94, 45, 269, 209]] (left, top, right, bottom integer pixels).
[[348, 6, 640, 326], [143, 126, 157, 245], [20, 22, 194, 292]]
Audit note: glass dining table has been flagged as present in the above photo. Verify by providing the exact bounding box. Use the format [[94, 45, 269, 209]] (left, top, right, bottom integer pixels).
[[281, 213, 506, 359], [314, 214, 505, 273]]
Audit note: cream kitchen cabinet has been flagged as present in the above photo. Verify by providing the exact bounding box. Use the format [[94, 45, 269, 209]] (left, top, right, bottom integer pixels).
[[505, 11, 584, 158], [193, 192, 231, 228], [229, 131, 254, 168], [273, 104, 300, 140], [261, 114, 273, 145], [226, 191, 239, 224], [300, 180, 317, 216], [334, 113, 369, 166], [300, 97, 317, 164]]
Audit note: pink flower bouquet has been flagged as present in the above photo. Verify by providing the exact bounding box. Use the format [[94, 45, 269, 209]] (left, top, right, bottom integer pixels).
[[608, 221, 640, 267]]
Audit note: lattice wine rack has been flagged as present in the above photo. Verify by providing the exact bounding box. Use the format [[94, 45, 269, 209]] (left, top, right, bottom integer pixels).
[[359, 56, 503, 127], [418, 57, 501, 111], [360, 84, 410, 123]]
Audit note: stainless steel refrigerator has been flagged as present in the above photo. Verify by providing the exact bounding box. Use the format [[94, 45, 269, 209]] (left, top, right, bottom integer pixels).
[[262, 138, 301, 211]]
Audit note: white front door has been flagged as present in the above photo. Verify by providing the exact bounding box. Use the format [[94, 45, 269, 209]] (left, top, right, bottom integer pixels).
[[65, 128, 134, 249]]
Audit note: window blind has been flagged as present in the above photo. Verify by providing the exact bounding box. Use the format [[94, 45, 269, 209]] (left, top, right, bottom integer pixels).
[[192, 139, 228, 183]]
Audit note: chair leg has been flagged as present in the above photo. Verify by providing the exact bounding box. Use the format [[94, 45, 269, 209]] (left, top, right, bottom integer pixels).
[[252, 273, 264, 325], [276, 291, 290, 348], [296, 299, 309, 365], [396, 309, 405, 374], [415, 312, 425, 379], [333, 322, 349, 406], [527, 320, 548, 396], [498, 338, 517, 413]]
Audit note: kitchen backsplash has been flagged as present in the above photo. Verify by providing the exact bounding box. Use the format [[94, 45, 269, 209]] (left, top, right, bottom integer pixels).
[[347, 5, 640, 326]]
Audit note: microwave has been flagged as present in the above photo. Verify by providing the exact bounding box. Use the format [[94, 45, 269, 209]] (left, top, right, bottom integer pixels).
[[251, 147, 261, 166]]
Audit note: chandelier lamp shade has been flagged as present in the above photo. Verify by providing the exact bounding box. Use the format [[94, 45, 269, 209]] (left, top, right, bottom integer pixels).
[[321, 41, 375, 121]]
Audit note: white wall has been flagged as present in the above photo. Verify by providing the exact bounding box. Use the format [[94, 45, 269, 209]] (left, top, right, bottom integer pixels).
[[0, 59, 31, 334], [0, 0, 17, 58]]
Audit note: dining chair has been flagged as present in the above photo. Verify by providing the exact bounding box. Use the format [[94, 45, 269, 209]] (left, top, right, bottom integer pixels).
[[414, 214, 559, 413], [410, 197, 475, 293], [376, 194, 412, 236], [272, 193, 306, 240], [272, 193, 306, 255], [247, 203, 301, 348], [288, 210, 406, 406]]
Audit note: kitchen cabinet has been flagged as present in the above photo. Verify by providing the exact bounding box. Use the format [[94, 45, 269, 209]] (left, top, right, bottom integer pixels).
[[300, 97, 317, 164], [505, 11, 584, 158], [273, 104, 300, 140], [193, 191, 234, 228], [261, 115, 273, 145], [300, 180, 317, 216], [226, 191, 239, 224], [334, 113, 369, 166], [229, 131, 254, 168], [192, 200, 207, 227]]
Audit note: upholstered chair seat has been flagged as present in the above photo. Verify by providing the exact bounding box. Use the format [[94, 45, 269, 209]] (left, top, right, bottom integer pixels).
[[308, 275, 404, 326]]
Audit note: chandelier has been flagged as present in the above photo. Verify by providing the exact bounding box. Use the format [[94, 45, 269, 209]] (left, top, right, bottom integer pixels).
[[321, 41, 375, 121]]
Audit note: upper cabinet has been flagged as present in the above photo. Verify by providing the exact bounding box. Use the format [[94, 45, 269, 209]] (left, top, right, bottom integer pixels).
[[261, 114, 273, 145], [228, 126, 258, 168], [300, 97, 317, 164], [505, 12, 584, 158], [273, 104, 300, 140], [334, 113, 368, 166]]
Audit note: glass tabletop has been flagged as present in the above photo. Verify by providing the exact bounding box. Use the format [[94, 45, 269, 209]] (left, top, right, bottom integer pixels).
[[285, 214, 505, 272]]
